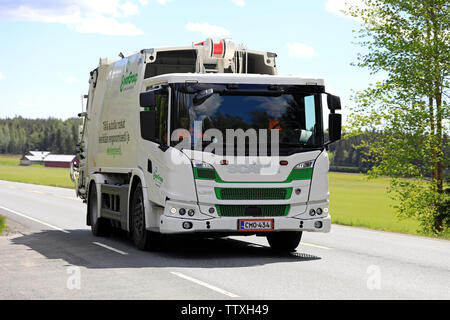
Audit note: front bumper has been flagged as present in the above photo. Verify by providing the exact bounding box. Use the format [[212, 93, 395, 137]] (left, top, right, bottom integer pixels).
[[158, 214, 331, 234]]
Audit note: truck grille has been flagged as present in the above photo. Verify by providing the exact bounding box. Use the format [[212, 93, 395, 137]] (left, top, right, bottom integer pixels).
[[216, 205, 290, 217], [215, 188, 292, 200]]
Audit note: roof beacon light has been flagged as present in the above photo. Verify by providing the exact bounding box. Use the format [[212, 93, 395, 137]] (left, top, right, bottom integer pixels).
[[213, 40, 224, 57], [195, 38, 235, 60]]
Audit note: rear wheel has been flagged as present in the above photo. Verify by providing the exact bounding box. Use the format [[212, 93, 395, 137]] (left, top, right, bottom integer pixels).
[[266, 231, 302, 253], [89, 183, 110, 236], [130, 182, 164, 251]]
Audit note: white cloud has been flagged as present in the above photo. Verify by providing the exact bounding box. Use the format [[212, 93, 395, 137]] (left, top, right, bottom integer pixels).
[[156, 0, 172, 5], [231, 0, 246, 6], [185, 22, 231, 37], [139, 0, 149, 5], [0, 72, 3, 81], [75, 15, 143, 35], [119, 2, 139, 17], [0, 1, 144, 35], [325, 0, 366, 20], [57, 72, 77, 84], [286, 42, 320, 58]]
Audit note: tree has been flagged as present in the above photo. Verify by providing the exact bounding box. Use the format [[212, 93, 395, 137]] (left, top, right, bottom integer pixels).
[[346, 0, 449, 235], [0, 117, 82, 155]]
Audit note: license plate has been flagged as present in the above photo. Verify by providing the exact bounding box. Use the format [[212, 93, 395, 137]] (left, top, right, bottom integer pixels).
[[238, 219, 274, 231]]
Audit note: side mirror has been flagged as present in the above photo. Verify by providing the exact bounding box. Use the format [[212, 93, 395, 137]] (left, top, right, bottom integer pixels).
[[328, 113, 342, 143], [193, 88, 214, 106], [327, 94, 341, 110], [140, 110, 156, 141], [140, 91, 156, 108]]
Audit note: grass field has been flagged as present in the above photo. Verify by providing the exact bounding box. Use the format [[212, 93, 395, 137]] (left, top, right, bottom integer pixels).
[[329, 173, 421, 235], [0, 156, 73, 188], [0, 156, 20, 166], [0, 155, 427, 236]]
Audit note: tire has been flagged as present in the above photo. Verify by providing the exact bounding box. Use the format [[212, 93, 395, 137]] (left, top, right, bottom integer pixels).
[[130, 182, 164, 251], [89, 183, 110, 236], [266, 231, 302, 253]]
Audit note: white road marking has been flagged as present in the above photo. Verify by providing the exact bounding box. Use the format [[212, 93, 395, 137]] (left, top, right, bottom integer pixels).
[[0, 204, 70, 233], [302, 242, 331, 250], [24, 189, 45, 194], [170, 271, 239, 298], [53, 194, 82, 201], [93, 242, 128, 255]]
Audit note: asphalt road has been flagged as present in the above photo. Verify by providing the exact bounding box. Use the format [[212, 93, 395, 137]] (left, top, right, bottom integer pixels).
[[0, 179, 448, 300]]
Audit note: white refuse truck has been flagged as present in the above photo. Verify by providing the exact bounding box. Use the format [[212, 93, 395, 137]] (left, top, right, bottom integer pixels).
[[72, 38, 342, 252]]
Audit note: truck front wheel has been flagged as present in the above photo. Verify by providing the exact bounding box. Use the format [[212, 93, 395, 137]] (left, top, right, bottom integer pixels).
[[266, 231, 302, 253], [130, 182, 164, 251]]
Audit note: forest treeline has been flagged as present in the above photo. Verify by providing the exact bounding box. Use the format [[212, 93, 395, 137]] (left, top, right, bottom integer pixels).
[[328, 132, 375, 172], [0, 117, 82, 155]]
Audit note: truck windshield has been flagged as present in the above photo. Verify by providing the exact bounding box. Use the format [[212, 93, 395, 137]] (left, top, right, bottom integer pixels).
[[170, 83, 324, 155]]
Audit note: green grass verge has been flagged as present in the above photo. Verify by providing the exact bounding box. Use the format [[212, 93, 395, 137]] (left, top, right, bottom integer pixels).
[[0, 215, 6, 235], [329, 172, 421, 235]]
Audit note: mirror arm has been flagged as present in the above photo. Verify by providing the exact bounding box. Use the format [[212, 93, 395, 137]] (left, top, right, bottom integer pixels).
[[158, 143, 170, 152]]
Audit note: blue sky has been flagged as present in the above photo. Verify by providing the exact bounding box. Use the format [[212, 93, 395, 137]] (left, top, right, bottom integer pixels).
[[0, 0, 382, 122]]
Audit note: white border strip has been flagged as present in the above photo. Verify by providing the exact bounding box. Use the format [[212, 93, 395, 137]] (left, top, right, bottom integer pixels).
[[170, 271, 239, 298], [93, 242, 128, 255], [0, 205, 69, 233]]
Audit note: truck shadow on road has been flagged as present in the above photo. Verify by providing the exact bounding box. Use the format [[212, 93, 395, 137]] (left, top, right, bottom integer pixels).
[[10, 229, 321, 269]]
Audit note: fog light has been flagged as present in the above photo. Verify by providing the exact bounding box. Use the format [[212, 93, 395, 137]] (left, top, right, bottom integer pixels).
[[316, 208, 323, 215], [309, 209, 316, 216], [188, 209, 195, 216], [324, 208, 329, 213], [182, 221, 193, 229], [170, 207, 177, 214], [209, 207, 215, 213], [295, 188, 301, 195], [179, 208, 186, 215], [314, 221, 323, 228]]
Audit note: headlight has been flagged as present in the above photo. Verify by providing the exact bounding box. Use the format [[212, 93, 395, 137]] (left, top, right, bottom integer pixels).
[[192, 160, 214, 169], [294, 160, 315, 169]]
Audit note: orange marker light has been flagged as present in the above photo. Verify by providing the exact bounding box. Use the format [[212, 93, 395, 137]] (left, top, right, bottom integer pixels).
[[220, 160, 229, 165], [279, 160, 288, 166]]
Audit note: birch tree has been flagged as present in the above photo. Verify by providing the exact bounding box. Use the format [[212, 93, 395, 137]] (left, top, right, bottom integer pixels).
[[346, 0, 449, 234]]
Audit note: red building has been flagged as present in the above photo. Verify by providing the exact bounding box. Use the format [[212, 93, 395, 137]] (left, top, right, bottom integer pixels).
[[44, 155, 78, 168]]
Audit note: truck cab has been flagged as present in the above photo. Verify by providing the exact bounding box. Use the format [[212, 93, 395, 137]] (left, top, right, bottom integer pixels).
[[73, 39, 342, 252]]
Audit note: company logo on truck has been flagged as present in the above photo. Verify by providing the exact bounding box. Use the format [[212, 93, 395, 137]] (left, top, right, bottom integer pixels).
[[152, 167, 164, 186], [120, 61, 138, 92]]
